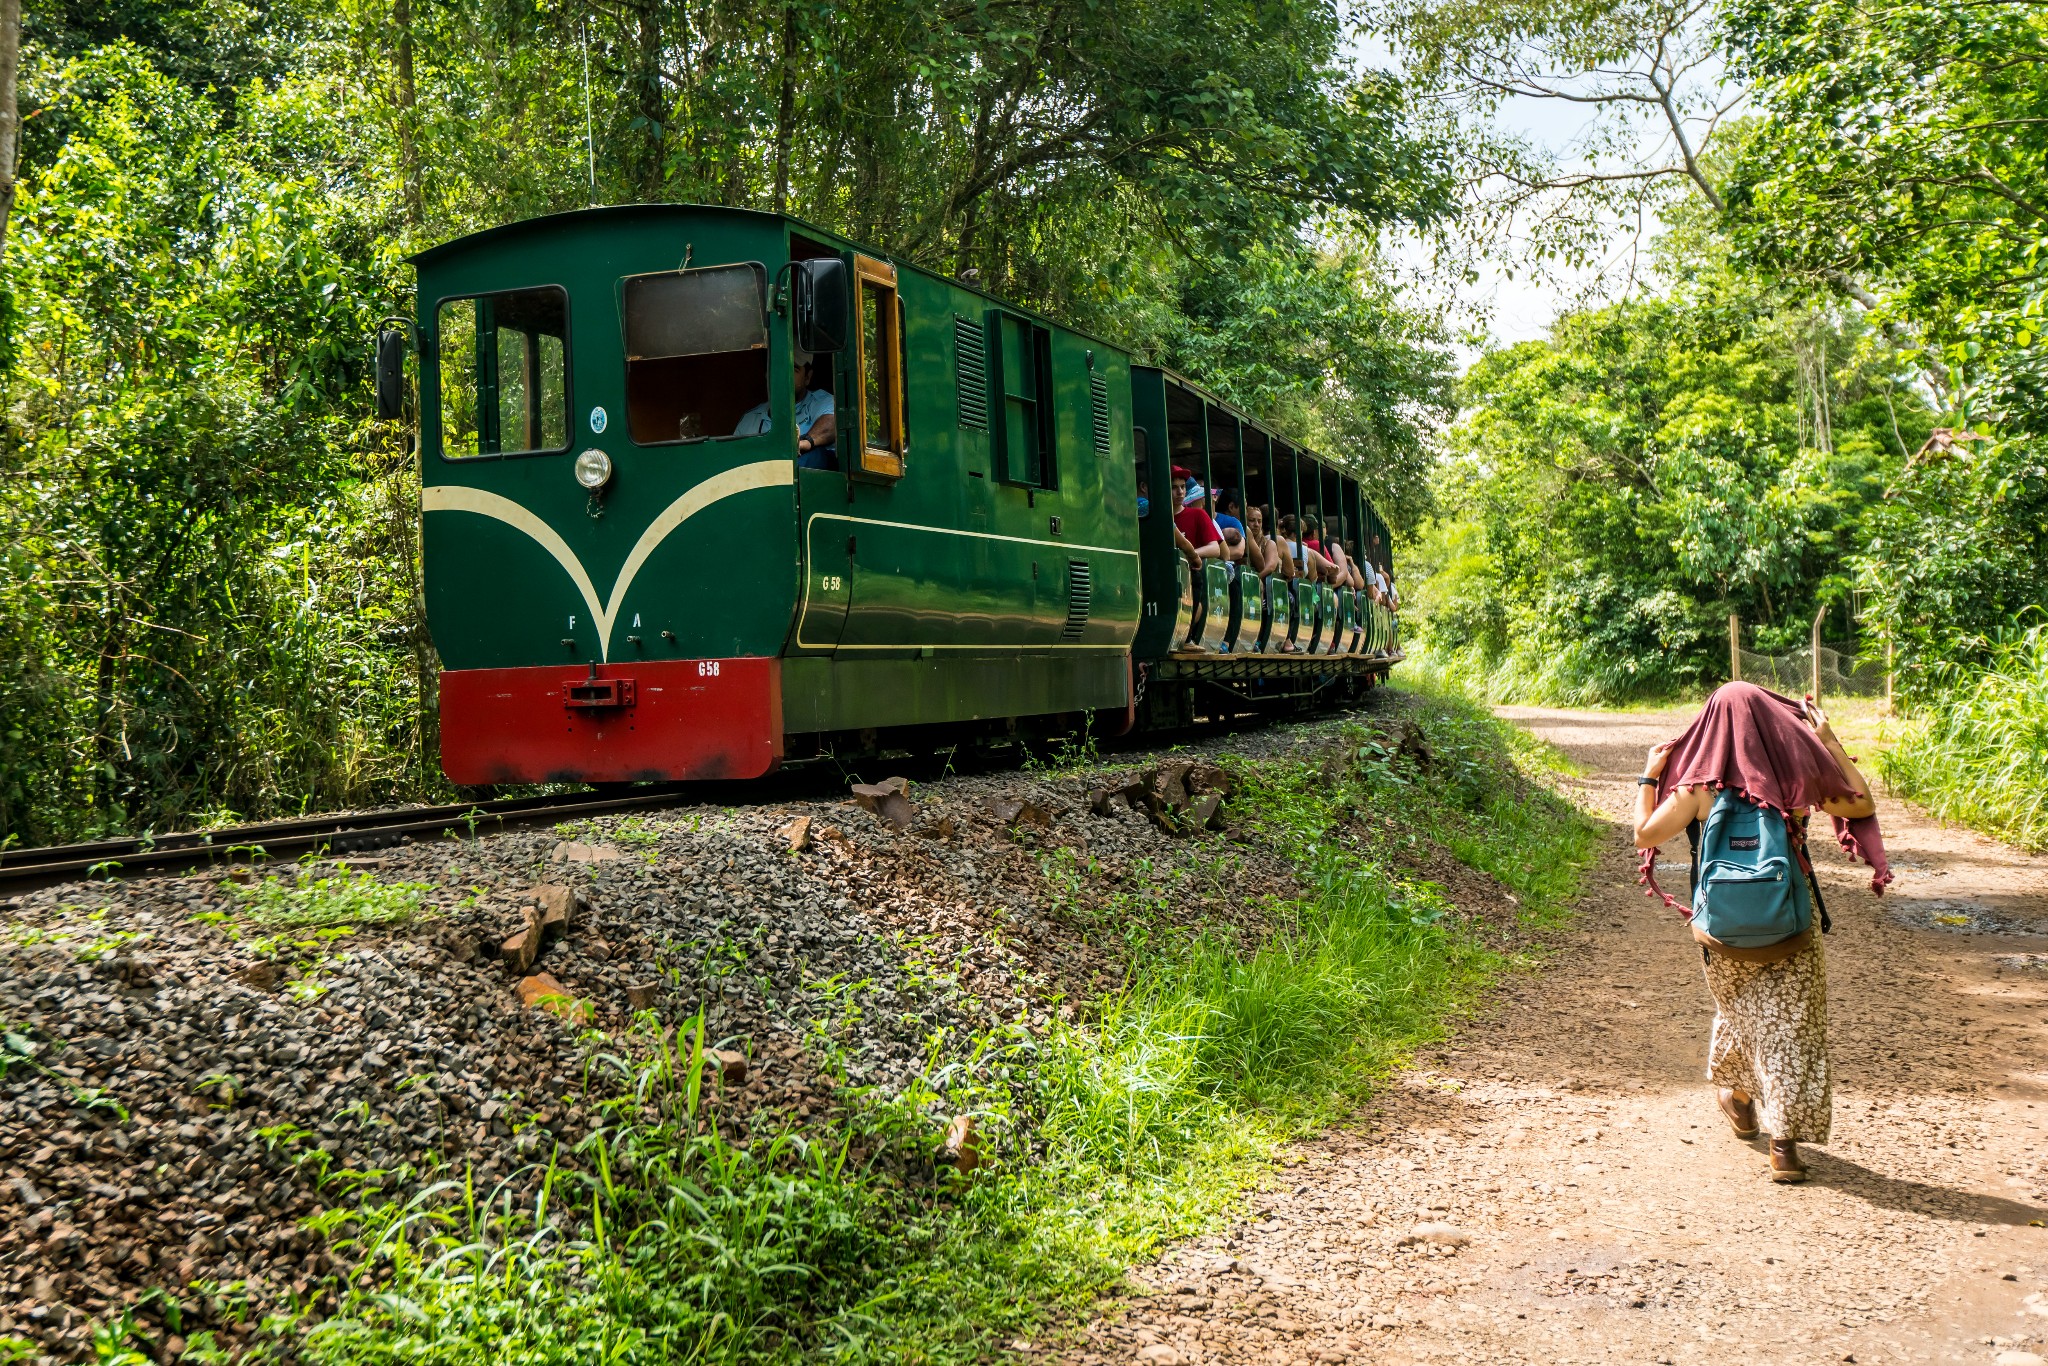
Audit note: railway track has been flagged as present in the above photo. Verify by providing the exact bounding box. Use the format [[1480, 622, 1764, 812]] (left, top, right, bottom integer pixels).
[[0, 786, 696, 894], [0, 691, 1391, 896]]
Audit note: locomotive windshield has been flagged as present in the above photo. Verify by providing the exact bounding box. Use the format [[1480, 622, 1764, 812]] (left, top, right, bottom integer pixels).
[[435, 285, 569, 459], [621, 262, 769, 445]]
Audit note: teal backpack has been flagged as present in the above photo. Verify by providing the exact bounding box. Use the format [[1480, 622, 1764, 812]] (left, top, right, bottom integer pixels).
[[1687, 788, 1832, 948]]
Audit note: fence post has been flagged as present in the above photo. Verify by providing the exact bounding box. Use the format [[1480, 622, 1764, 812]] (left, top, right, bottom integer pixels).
[[1885, 634, 1894, 716], [1810, 603, 1826, 704], [1729, 613, 1741, 682]]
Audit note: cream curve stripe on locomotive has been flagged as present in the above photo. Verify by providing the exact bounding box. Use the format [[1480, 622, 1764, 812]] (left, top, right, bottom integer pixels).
[[422, 460, 795, 662], [795, 512, 1140, 651]]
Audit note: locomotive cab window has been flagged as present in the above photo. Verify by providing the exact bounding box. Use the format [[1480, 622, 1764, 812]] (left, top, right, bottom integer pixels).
[[435, 286, 569, 459], [854, 254, 904, 478], [621, 263, 769, 446]]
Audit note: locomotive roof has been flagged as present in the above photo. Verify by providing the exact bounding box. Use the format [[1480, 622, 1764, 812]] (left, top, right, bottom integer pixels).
[[408, 202, 1126, 352]]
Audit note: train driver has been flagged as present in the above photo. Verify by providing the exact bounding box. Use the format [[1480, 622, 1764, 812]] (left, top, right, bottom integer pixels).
[[733, 350, 838, 469]]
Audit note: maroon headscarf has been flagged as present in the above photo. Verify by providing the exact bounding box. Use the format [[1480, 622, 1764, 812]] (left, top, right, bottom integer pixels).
[[1638, 681, 1892, 910]]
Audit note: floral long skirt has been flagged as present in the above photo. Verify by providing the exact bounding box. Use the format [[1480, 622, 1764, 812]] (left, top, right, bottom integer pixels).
[[1701, 936, 1832, 1143]]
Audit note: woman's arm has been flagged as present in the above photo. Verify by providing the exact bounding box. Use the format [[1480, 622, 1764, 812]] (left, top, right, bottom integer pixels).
[[1244, 519, 1270, 572], [1805, 701, 1879, 819], [1632, 741, 1701, 848]]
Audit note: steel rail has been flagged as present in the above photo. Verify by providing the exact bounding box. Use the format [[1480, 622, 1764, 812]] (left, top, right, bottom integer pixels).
[[0, 664, 1404, 895], [0, 787, 693, 894]]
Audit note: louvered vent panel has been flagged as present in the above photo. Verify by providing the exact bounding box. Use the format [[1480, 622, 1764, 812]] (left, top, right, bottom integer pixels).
[[954, 315, 989, 432], [1089, 373, 1111, 455], [1062, 560, 1092, 641]]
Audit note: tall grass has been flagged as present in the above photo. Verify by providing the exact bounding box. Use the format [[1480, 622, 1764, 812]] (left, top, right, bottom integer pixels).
[[167, 694, 1593, 1366], [1399, 638, 1696, 709], [1881, 623, 2048, 852]]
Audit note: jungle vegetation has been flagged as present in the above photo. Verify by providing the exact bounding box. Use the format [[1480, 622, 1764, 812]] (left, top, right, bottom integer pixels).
[[0, 0, 1457, 843], [1385, 0, 2048, 845], [1, 0, 2043, 849]]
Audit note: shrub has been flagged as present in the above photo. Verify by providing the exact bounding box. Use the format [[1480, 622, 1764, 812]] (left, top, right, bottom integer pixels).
[[1880, 622, 2048, 852]]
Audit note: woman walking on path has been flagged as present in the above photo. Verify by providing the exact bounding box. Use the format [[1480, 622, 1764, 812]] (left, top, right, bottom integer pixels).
[[1632, 682, 1892, 1182]]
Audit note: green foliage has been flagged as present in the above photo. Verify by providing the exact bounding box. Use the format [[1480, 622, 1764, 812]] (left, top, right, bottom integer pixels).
[[227, 868, 432, 930], [1409, 225, 1926, 704], [1, 46, 426, 843], [1722, 0, 2048, 401], [1713, 0, 2048, 690], [1856, 435, 2048, 691], [1879, 623, 2048, 853]]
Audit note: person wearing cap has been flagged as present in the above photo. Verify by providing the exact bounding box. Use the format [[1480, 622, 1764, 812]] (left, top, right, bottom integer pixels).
[[1171, 469, 1224, 563], [733, 350, 837, 469]]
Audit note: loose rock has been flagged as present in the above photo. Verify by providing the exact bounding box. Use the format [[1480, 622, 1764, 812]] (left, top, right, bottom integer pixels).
[[850, 778, 916, 831], [943, 1114, 981, 1172], [550, 841, 621, 863], [1396, 1222, 1473, 1249]]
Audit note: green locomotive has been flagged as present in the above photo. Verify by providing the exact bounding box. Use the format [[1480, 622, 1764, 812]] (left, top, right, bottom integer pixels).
[[379, 205, 1398, 784]]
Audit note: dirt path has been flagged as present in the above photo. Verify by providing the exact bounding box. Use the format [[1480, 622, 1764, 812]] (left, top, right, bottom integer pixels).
[[1063, 704, 2048, 1366]]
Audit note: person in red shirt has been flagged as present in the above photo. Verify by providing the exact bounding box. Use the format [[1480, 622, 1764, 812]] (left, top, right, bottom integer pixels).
[[1171, 470, 1224, 562]]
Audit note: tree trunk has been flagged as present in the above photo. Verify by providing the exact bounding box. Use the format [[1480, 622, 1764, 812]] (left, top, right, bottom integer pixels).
[[394, 0, 423, 228], [0, 0, 20, 255], [638, 0, 665, 199], [771, 1, 796, 214]]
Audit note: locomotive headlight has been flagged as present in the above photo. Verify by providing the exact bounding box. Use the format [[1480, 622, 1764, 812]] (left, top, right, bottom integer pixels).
[[573, 448, 613, 490]]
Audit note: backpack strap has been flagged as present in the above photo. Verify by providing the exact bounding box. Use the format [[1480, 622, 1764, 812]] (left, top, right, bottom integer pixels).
[[1787, 811, 1833, 935], [1686, 817, 1701, 904], [1688, 818, 1706, 958], [1808, 863, 1832, 934]]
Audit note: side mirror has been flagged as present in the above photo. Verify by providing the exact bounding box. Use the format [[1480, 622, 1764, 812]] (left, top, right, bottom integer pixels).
[[375, 327, 407, 420], [792, 258, 848, 354]]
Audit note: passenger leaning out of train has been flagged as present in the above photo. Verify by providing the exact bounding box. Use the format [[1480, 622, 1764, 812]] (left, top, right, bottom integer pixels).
[[1341, 540, 1371, 594], [1279, 515, 1338, 583], [734, 350, 837, 469], [1213, 490, 1250, 562], [1171, 469, 1226, 565], [1266, 512, 1301, 580], [1243, 505, 1286, 578], [1205, 488, 1247, 564], [1322, 531, 1365, 591]]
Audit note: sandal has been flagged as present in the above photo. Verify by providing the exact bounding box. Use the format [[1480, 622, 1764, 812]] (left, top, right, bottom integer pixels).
[[1717, 1087, 1759, 1139], [1769, 1139, 1808, 1183]]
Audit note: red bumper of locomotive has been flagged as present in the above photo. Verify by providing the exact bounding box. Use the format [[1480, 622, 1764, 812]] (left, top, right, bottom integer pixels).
[[439, 658, 783, 785]]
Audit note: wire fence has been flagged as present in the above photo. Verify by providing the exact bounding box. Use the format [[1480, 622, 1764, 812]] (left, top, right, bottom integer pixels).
[[1738, 645, 1888, 698]]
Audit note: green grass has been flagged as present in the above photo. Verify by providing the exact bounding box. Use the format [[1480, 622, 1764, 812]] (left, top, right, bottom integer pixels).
[[227, 868, 433, 929], [111, 692, 1593, 1366], [1880, 624, 2048, 852]]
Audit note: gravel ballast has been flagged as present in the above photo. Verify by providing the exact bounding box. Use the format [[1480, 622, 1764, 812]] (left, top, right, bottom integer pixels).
[[0, 709, 1417, 1358]]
